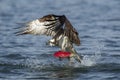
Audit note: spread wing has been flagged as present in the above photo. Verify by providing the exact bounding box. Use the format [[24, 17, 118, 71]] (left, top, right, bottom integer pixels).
[[16, 14, 80, 45], [16, 14, 64, 37]]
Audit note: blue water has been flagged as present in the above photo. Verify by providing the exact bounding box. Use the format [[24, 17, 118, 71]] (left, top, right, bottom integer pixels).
[[0, 0, 120, 80]]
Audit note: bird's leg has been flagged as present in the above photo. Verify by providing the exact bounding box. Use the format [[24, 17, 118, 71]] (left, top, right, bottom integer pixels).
[[69, 48, 83, 63], [69, 44, 82, 63], [60, 36, 83, 63]]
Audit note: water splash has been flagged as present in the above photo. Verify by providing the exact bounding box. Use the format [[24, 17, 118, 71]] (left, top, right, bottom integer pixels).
[[23, 39, 104, 69], [81, 54, 100, 66], [24, 57, 48, 70], [73, 40, 104, 68], [22, 52, 102, 70], [66, 53, 101, 68], [23, 55, 68, 71]]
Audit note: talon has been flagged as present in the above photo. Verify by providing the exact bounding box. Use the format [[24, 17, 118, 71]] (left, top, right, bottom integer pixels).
[[70, 53, 82, 63]]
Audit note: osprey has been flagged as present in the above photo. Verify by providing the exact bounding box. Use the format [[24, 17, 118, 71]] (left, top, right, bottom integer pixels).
[[16, 14, 82, 63]]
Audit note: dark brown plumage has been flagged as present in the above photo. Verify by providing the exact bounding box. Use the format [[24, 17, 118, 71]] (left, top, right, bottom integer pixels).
[[16, 14, 80, 46]]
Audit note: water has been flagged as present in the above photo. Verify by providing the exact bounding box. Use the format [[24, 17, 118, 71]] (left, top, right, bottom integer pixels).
[[0, 0, 120, 80]]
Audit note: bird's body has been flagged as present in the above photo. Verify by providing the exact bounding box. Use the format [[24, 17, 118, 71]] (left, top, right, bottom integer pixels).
[[16, 14, 82, 63]]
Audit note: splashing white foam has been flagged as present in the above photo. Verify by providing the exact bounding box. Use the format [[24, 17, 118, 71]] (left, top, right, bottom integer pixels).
[[23, 53, 101, 70], [24, 57, 47, 70], [23, 45, 102, 69], [22, 39, 104, 69], [75, 39, 104, 67], [72, 53, 101, 68], [81, 55, 98, 66]]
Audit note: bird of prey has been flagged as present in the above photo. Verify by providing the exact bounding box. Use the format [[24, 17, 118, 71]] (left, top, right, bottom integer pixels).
[[16, 14, 82, 63]]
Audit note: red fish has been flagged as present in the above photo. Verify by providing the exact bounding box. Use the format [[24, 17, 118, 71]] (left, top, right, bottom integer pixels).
[[54, 51, 71, 58]]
